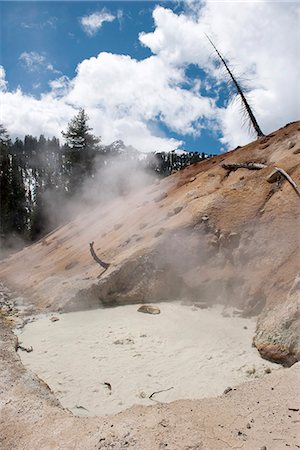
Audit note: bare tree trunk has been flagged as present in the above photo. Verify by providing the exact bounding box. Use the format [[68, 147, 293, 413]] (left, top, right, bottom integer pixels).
[[206, 34, 264, 138]]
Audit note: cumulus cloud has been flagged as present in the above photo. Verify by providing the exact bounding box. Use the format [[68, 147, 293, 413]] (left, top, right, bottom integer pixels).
[[19, 51, 60, 74], [140, 2, 300, 148], [80, 9, 116, 36], [1, 1, 299, 152], [1, 50, 215, 152]]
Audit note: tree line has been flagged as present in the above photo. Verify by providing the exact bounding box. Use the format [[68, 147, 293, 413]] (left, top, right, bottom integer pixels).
[[0, 109, 211, 252]]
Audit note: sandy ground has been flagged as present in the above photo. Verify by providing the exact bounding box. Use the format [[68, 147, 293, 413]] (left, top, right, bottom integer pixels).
[[16, 302, 279, 416]]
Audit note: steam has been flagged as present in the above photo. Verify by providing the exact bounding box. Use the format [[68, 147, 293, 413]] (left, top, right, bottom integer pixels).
[[35, 150, 158, 235]]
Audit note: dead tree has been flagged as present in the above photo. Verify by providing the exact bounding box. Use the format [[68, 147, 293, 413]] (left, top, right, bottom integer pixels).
[[206, 34, 264, 138], [89, 242, 110, 270], [222, 162, 267, 172]]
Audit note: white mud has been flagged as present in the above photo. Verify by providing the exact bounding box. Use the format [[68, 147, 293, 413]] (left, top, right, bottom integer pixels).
[[16, 302, 280, 416]]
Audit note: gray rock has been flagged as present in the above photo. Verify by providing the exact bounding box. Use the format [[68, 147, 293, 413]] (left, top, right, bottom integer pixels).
[[137, 305, 161, 315]]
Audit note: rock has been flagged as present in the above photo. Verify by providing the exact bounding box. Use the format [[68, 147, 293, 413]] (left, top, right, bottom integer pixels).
[[246, 423, 251, 429], [223, 386, 232, 394], [293, 148, 300, 154], [50, 316, 59, 322], [288, 141, 296, 149], [254, 274, 300, 366], [260, 447, 267, 450], [201, 214, 209, 222], [137, 305, 160, 315], [189, 176, 196, 182]]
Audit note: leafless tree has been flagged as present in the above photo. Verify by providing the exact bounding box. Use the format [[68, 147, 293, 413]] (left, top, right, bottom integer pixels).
[[206, 34, 264, 138]]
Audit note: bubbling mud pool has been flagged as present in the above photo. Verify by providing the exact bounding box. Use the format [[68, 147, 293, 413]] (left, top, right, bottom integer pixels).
[[15, 302, 280, 416]]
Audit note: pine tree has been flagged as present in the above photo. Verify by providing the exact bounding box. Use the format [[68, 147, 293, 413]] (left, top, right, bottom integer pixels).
[[0, 126, 27, 238], [62, 109, 100, 194]]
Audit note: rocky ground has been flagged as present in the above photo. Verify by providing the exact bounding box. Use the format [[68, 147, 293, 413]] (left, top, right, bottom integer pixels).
[[0, 122, 300, 448]]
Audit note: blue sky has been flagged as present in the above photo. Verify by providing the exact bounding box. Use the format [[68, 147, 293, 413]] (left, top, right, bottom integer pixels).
[[0, 1, 299, 153]]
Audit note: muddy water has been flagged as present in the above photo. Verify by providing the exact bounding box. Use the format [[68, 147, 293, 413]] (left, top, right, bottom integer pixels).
[[16, 302, 280, 416]]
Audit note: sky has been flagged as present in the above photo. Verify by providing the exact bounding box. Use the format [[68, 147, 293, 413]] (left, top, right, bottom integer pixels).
[[0, 0, 299, 154]]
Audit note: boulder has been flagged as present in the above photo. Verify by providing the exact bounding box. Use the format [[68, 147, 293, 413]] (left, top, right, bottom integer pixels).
[[137, 305, 161, 315]]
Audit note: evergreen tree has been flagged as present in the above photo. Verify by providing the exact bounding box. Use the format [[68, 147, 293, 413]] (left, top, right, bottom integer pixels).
[[62, 109, 100, 194], [0, 126, 12, 236], [0, 126, 27, 238]]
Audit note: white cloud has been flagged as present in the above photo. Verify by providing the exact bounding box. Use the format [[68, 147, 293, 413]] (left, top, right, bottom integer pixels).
[[0, 65, 7, 91], [140, 2, 300, 148], [80, 9, 116, 36], [19, 51, 60, 74], [1, 1, 299, 152]]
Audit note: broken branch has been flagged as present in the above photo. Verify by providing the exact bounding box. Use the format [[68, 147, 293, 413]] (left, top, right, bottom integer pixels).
[[89, 242, 110, 270], [149, 386, 174, 400]]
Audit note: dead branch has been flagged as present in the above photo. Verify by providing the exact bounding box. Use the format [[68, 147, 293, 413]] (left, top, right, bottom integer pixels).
[[274, 167, 300, 198], [206, 34, 264, 138], [89, 242, 110, 270], [221, 162, 267, 172], [17, 343, 33, 353], [149, 386, 174, 400]]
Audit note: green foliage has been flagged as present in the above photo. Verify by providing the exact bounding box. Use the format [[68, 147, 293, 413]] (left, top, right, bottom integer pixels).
[[62, 109, 100, 194], [0, 126, 27, 237]]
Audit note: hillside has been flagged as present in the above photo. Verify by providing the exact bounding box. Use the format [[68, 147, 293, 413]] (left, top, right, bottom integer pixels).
[[1, 121, 300, 368]]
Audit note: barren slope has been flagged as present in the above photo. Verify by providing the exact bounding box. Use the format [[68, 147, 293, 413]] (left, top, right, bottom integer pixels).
[[1, 121, 300, 365]]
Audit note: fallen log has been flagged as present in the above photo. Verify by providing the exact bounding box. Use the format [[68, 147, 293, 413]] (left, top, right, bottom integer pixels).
[[89, 242, 110, 270], [221, 162, 267, 172], [274, 167, 300, 199]]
